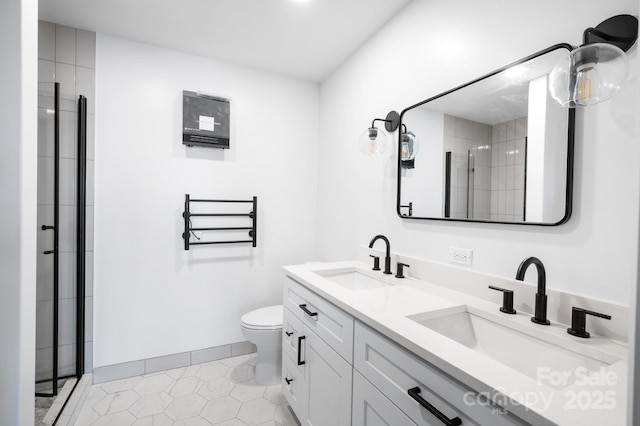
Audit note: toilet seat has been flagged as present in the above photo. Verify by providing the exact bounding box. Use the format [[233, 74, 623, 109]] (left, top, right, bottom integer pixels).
[[241, 305, 283, 330]]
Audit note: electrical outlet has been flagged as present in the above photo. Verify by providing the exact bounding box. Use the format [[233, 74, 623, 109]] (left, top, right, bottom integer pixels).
[[449, 247, 473, 266]]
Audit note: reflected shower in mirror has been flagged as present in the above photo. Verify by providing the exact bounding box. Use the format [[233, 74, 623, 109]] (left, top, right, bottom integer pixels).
[[397, 44, 575, 225]]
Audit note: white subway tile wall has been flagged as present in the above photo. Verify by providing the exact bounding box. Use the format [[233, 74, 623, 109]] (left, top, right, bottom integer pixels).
[[444, 114, 526, 221], [490, 117, 527, 222]]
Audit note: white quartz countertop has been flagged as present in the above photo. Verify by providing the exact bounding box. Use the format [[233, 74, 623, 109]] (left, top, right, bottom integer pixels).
[[283, 261, 628, 426]]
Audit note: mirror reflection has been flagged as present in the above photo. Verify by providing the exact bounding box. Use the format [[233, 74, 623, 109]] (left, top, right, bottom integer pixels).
[[398, 45, 574, 225]]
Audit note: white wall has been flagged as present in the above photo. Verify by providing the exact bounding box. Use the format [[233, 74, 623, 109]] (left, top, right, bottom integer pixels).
[[94, 35, 319, 367], [317, 0, 639, 304], [0, 0, 38, 423], [399, 107, 443, 217]]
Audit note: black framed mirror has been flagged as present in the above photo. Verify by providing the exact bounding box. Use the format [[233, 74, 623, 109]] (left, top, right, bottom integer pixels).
[[397, 44, 575, 225]]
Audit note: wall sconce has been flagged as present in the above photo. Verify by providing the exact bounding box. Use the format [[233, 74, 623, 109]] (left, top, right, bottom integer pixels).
[[549, 14, 638, 107], [359, 111, 400, 156]]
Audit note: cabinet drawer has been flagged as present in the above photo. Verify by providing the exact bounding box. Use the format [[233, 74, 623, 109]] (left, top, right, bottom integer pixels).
[[353, 370, 416, 426], [283, 307, 305, 373], [282, 351, 305, 421], [284, 277, 354, 362], [354, 321, 527, 426]]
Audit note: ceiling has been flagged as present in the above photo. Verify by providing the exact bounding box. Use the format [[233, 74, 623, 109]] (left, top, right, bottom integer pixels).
[[414, 47, 568, 125], [39, 0, 412, 82]]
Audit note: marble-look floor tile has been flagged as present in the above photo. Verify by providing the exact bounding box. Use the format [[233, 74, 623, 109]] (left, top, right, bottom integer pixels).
[[92, 410, 137, 426], [72, 353, 297, 426], [81, 386, 108, 411], [101, 376, 143, 394], [74, 408, 100, 426], [133, 374, 174, 395], [200, 396, 241, 424], [173, 415, 214, 426], [131, 412, 173, 426], [226, 364, 255, 383], [231, 380, 267, 402], [236, 398, 276, 426], [167, 376, 203, 398], [166, 364, 201, 380], [264, 386, 286, 405], [217, 419, 250, 426], [128, 392, 172, 418], [164, 394, 207, 421], [93, 389, 139, 416], [197, 377, 235, 401], [196, 362, 229, 381], [273, 403, 297, 426]]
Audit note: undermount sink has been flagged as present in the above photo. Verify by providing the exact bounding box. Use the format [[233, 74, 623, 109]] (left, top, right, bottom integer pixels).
[[314, 268, 393, 291], [409, 308, 614, 389]]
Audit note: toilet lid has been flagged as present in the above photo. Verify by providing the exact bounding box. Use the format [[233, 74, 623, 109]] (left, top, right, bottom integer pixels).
[[241, 305, 283, 330]]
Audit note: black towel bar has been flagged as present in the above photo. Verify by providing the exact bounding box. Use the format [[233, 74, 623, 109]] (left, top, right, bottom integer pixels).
[[182, 194, 257, 250]]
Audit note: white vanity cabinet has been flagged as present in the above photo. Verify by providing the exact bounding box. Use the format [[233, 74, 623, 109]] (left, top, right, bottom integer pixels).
[[353, 369, 417, 426], [353, 321, 528, 426], [282, 275, 527, 426], [282, 278, 354, 426]]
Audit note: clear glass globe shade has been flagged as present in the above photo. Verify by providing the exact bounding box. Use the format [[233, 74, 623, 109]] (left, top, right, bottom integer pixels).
[[358, 127, 388, 156], [549, 43, 629, 107], [400, 132, 419, 161]]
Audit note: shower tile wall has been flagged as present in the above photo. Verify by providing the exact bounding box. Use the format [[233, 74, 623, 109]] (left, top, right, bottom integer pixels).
[[443, 115, 492, 220], [490, 117, 527, 222], [444, 115, 526, 221], [37, 21, 95, 381]]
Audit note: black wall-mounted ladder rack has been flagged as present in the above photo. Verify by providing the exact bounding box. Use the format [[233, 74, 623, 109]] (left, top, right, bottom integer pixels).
[[182, 194, 257, 250]]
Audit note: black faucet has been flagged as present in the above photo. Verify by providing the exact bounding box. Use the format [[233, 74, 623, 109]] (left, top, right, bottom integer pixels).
[[516, 257, 550, 325], [369, 235, 392, 275]]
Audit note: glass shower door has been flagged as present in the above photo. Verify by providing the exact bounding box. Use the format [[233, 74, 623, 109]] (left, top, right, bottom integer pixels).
[[35, 81, 60, 397], [35, 81, 87, 417]]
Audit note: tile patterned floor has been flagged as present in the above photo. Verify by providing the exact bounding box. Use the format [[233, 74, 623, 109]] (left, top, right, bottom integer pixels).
[[72, 354, 298, 426]]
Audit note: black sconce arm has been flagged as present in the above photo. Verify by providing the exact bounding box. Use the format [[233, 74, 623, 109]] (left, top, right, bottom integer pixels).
[[371, 118, 392, 128], [370, 110, 400, 132], [583, 27, 636, 45]]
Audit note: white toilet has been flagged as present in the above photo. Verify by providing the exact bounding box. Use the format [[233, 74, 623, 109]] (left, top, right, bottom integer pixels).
[[240, 305, 283, 385]]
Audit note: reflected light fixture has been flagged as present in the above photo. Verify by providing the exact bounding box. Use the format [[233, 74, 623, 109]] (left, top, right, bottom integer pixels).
[[358, 111, 400, 156], [400, 129, 419, 162], [400, 126, 420, 169], [549, 14, 638, 107]]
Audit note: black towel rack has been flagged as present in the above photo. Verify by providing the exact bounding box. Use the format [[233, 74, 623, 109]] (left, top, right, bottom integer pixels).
[[182, 194, 257, 250]]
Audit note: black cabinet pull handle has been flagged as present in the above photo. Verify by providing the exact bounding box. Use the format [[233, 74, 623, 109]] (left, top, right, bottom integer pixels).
[[299, 304, 318, 317], [285, 331, 293, 336], [41, 225, 54, 231], [285, 377, 293, 385], [44, 250, 54, 255], [408, 387, 462, 426], [297, 336, 306, 365]]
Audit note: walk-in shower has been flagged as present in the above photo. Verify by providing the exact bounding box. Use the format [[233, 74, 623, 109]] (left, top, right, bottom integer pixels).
[[35, 81, 88, 424]]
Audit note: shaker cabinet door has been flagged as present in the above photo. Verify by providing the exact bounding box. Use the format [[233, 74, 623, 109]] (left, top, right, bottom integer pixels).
[[302, 325, 353, 426]]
